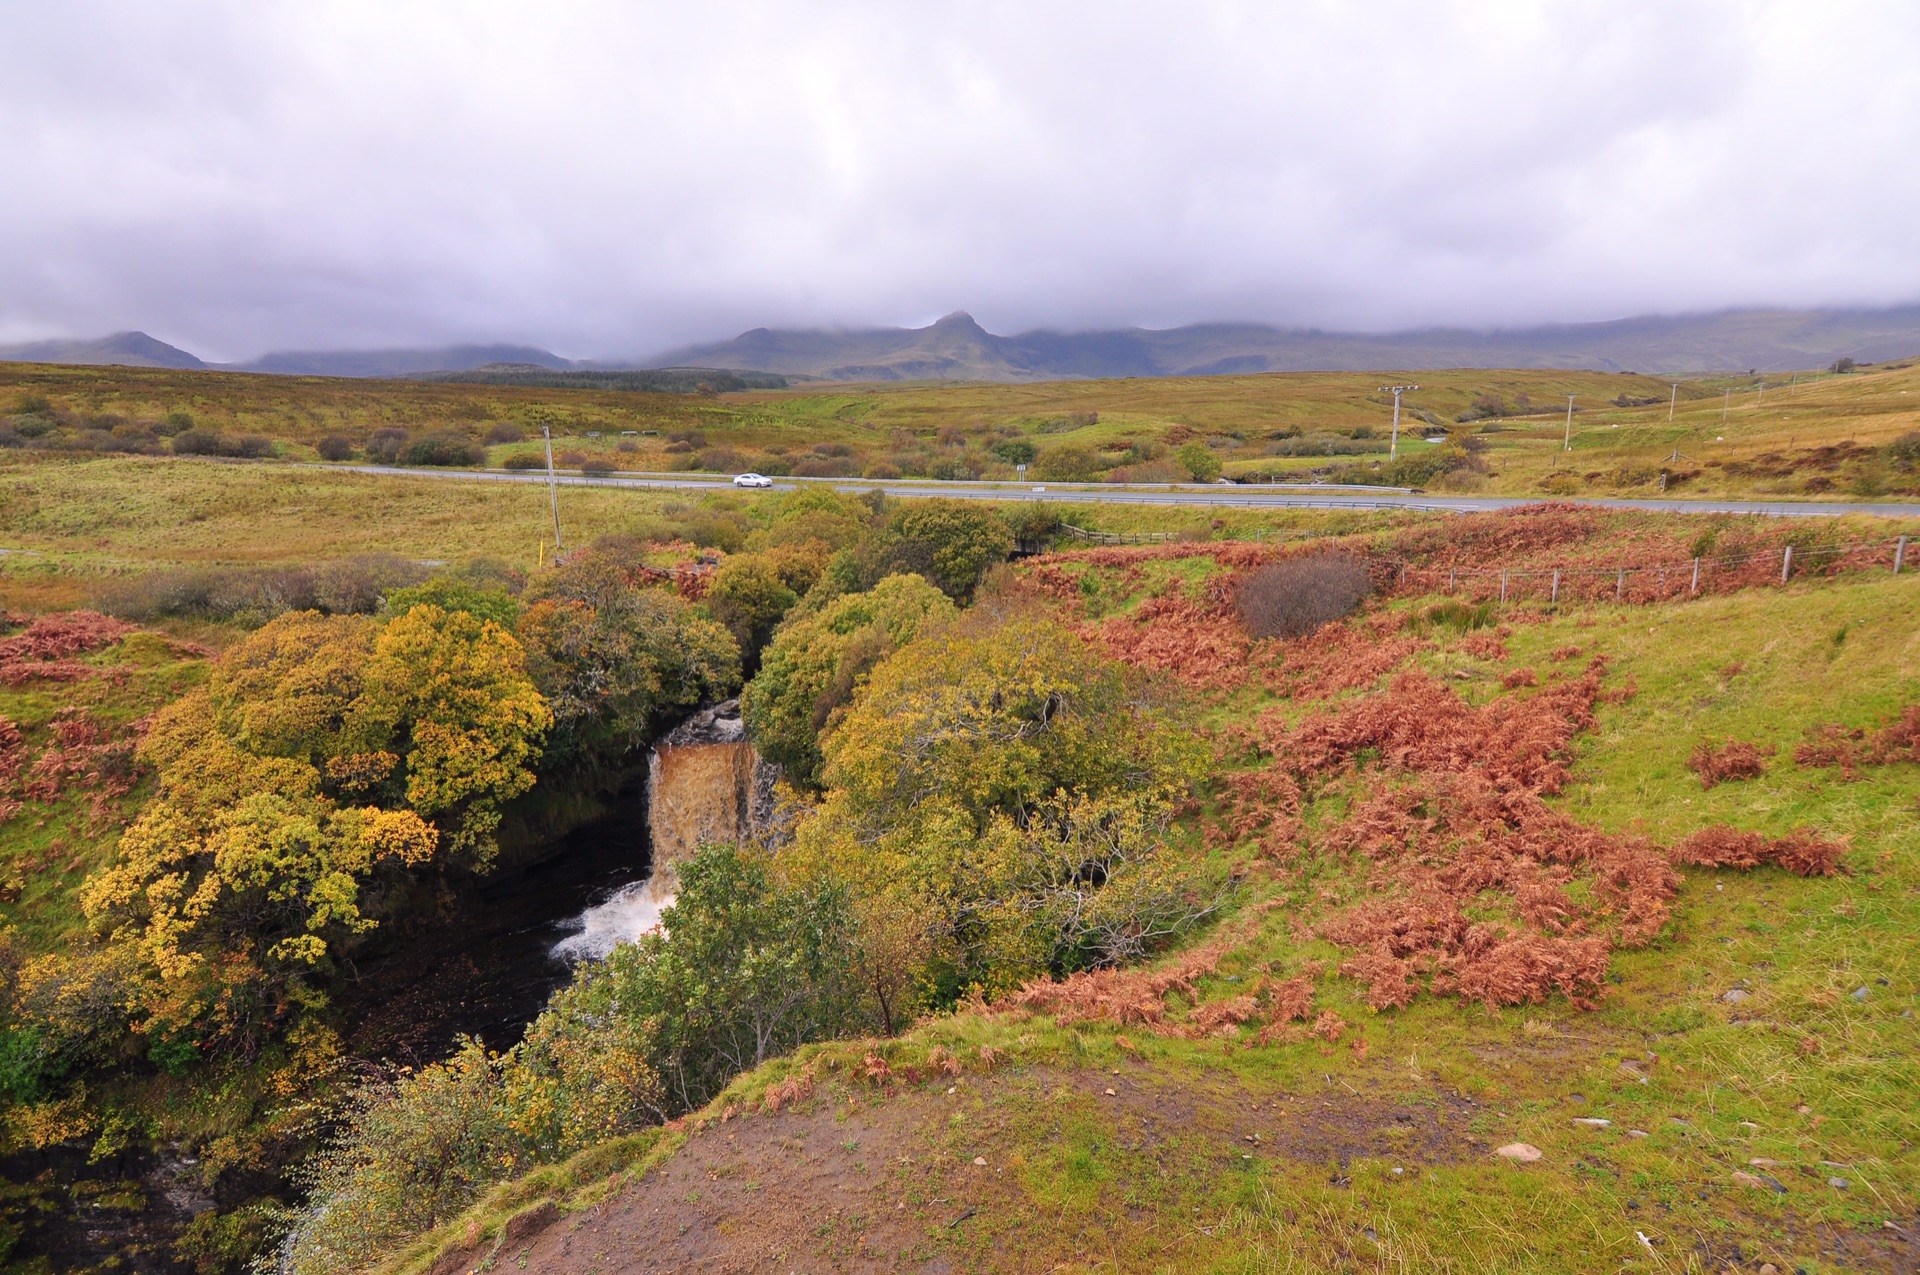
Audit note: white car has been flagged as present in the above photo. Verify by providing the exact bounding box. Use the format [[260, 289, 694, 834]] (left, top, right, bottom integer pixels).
[[732, 472, 774, 489]]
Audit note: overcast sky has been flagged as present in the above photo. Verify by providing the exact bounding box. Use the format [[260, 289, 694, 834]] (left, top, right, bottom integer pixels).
[[3, 0, 1918, 362]]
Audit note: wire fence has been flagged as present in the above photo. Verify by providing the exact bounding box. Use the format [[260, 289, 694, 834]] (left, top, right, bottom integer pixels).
[[1374, 535, 1913, 605]]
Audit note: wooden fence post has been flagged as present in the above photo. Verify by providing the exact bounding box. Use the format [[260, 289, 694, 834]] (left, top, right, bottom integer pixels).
[[1897, 536, 1908, 574], [1500, 571, 1508, 602], [1691, 557, 1700, 595], [1550, 570, 1560, 603], [1447, 568, 1455, 593], [1781, 545, 1793, 584], [1615, 567, 1625, 601]]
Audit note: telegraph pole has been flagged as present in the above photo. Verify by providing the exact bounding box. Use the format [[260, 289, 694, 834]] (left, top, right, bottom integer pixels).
[[1669, 383, 1677, 422], [1378, 384, 1418, 460], [543, 425, 563, 551], [1563, 394, 1576, 451]]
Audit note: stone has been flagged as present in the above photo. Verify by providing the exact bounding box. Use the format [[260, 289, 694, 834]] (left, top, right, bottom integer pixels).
[[1627, 1129, 1650, 1138], [1572, 1117, 1611, 1128], [1829, 1177, 1850, 1189], [1852, 986, 1871, 1001], [1722, 988, 1750, 1003], [972, 1156, 987, 1166], [1495, 1143, 1543, 1163]]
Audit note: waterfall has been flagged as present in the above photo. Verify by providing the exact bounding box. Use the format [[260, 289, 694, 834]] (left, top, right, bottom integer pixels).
[[552, 700, 778, 962]]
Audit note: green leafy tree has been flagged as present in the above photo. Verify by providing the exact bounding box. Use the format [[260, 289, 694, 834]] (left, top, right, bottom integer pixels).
[[561, 841, 864, 1114], [742, 573, 955, 788], [852, 498, 1014, 601], [1033, 444, 1103, 482], [386, 577, 520, 628], [786, 618, 1215, 1011], [1176, 441, 1222, 482], [702, 554, 799, 670]]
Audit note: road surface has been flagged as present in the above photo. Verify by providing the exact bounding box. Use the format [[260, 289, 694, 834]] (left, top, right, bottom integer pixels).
[[315, 464, 1920, 519]]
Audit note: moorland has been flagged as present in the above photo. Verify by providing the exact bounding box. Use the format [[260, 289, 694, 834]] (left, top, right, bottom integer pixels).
[[0, 360, 1916, 1274]]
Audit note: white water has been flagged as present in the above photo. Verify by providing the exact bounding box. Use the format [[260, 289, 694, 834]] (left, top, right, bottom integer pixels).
[[551, 874, 675, 962]]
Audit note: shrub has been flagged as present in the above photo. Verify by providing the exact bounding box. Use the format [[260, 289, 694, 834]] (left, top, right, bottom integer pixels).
[[1688, 738, 1770, 789], [402, 432, 485, 466], [171, 429, 224, 455], [788, 618, 1215, 1012], [862, 461, 902, 480], [516, 554, 739, 762], [742, 573, 956, 788], [228, 435, 276, 458], [1235, 556, 1372, 638], [365, 427, 409, 464], [315, 433, 354, 461], [990, 438, 1038, 466], [1176, 442, 1223, 482], [852, 498, 1014, 601], [157, 409, 193, 436], [702, 554, 799, 669], [13, 393, 51, 415], [581, 458, 617, 476], [792, 456, 859, 478], [1831, 357, 1856, 374], [502, 451, 545, 470], [1888, 431, 1920, 470], [1033, 444, 1103, 482], [387, 577, 520, 628], [484, 421, 523, 444]]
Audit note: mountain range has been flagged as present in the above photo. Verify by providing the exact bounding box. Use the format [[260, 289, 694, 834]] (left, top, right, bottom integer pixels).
[[6, 305, 1920, 383]]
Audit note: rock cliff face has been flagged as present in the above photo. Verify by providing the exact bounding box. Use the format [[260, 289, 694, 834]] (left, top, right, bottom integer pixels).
[[645, 701, 780, 869]]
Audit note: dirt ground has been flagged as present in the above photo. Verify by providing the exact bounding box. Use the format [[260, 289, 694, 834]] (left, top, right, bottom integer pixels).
[[427, 1063, 1484, 1275]]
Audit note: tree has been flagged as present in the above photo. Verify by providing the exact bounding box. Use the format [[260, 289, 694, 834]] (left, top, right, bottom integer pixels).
[[1176, 441, 1222, 482], [516, 553, 739, 764], [785, 618, 1215, 1009], [852, 499, 1014, 601], [1033, 444, 1103, 482], [73, 606, 552, 1057], [562, 841, 864, 1114], [386, 577, 520, 628], [702, 554, 799, 670], [742, 573, 955, 788]]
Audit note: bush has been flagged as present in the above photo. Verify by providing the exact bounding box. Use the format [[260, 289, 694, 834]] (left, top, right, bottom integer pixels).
[[387, 577, 520, 628], [1831, 357, 1856, 374], [852, 499, 1014, 601], [98, 555, 429, 624], [1887, 431, 1920, 470], [502, 451, 545, 470], [1033, 444, 1103, 482], [13, 393, 51, 415], [402, 432, 485, 467], [315, 433, 354, 461], [365, 427, 410, 464], [171, 429, 224, 455], [742, 573, 956, 788], [581, 458, 617, 476], [1176, 442, 1223, 482], [1235, 555, 1372, 638], [702, 554, 799, 669], [484, 421, 523, 444], [793, 456, 859, 478], [862, 461, 902, 480], [788, 618, 1215, 1012], [157, 409, 192, 436], [516, 554, 739, 762], [990, 438, 1038, 466]]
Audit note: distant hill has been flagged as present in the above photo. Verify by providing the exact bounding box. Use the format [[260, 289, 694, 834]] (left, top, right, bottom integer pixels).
[[9, 305, 1920, 383], [230, 344, 574, 377], [647, 306, 1920, 381], [0, 331, 205, 369], [415, 365, 792, 393]]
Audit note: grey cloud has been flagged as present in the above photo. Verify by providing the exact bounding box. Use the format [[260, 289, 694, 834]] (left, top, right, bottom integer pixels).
[[1, 0, 1915, 361]]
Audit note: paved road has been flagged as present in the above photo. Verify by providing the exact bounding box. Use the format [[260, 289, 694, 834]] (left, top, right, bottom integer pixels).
[[316, 464, 1920, 519]]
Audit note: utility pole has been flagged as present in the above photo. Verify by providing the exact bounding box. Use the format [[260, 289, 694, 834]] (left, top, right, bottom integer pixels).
[[1722, 387, 1730, 424], [1378, 384, 1418, 460], [543, 425, 563, 551], [1757, 377, 1765, 407], [1669, 383, 1677, 422], [1563, 394, 1576, 451]]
